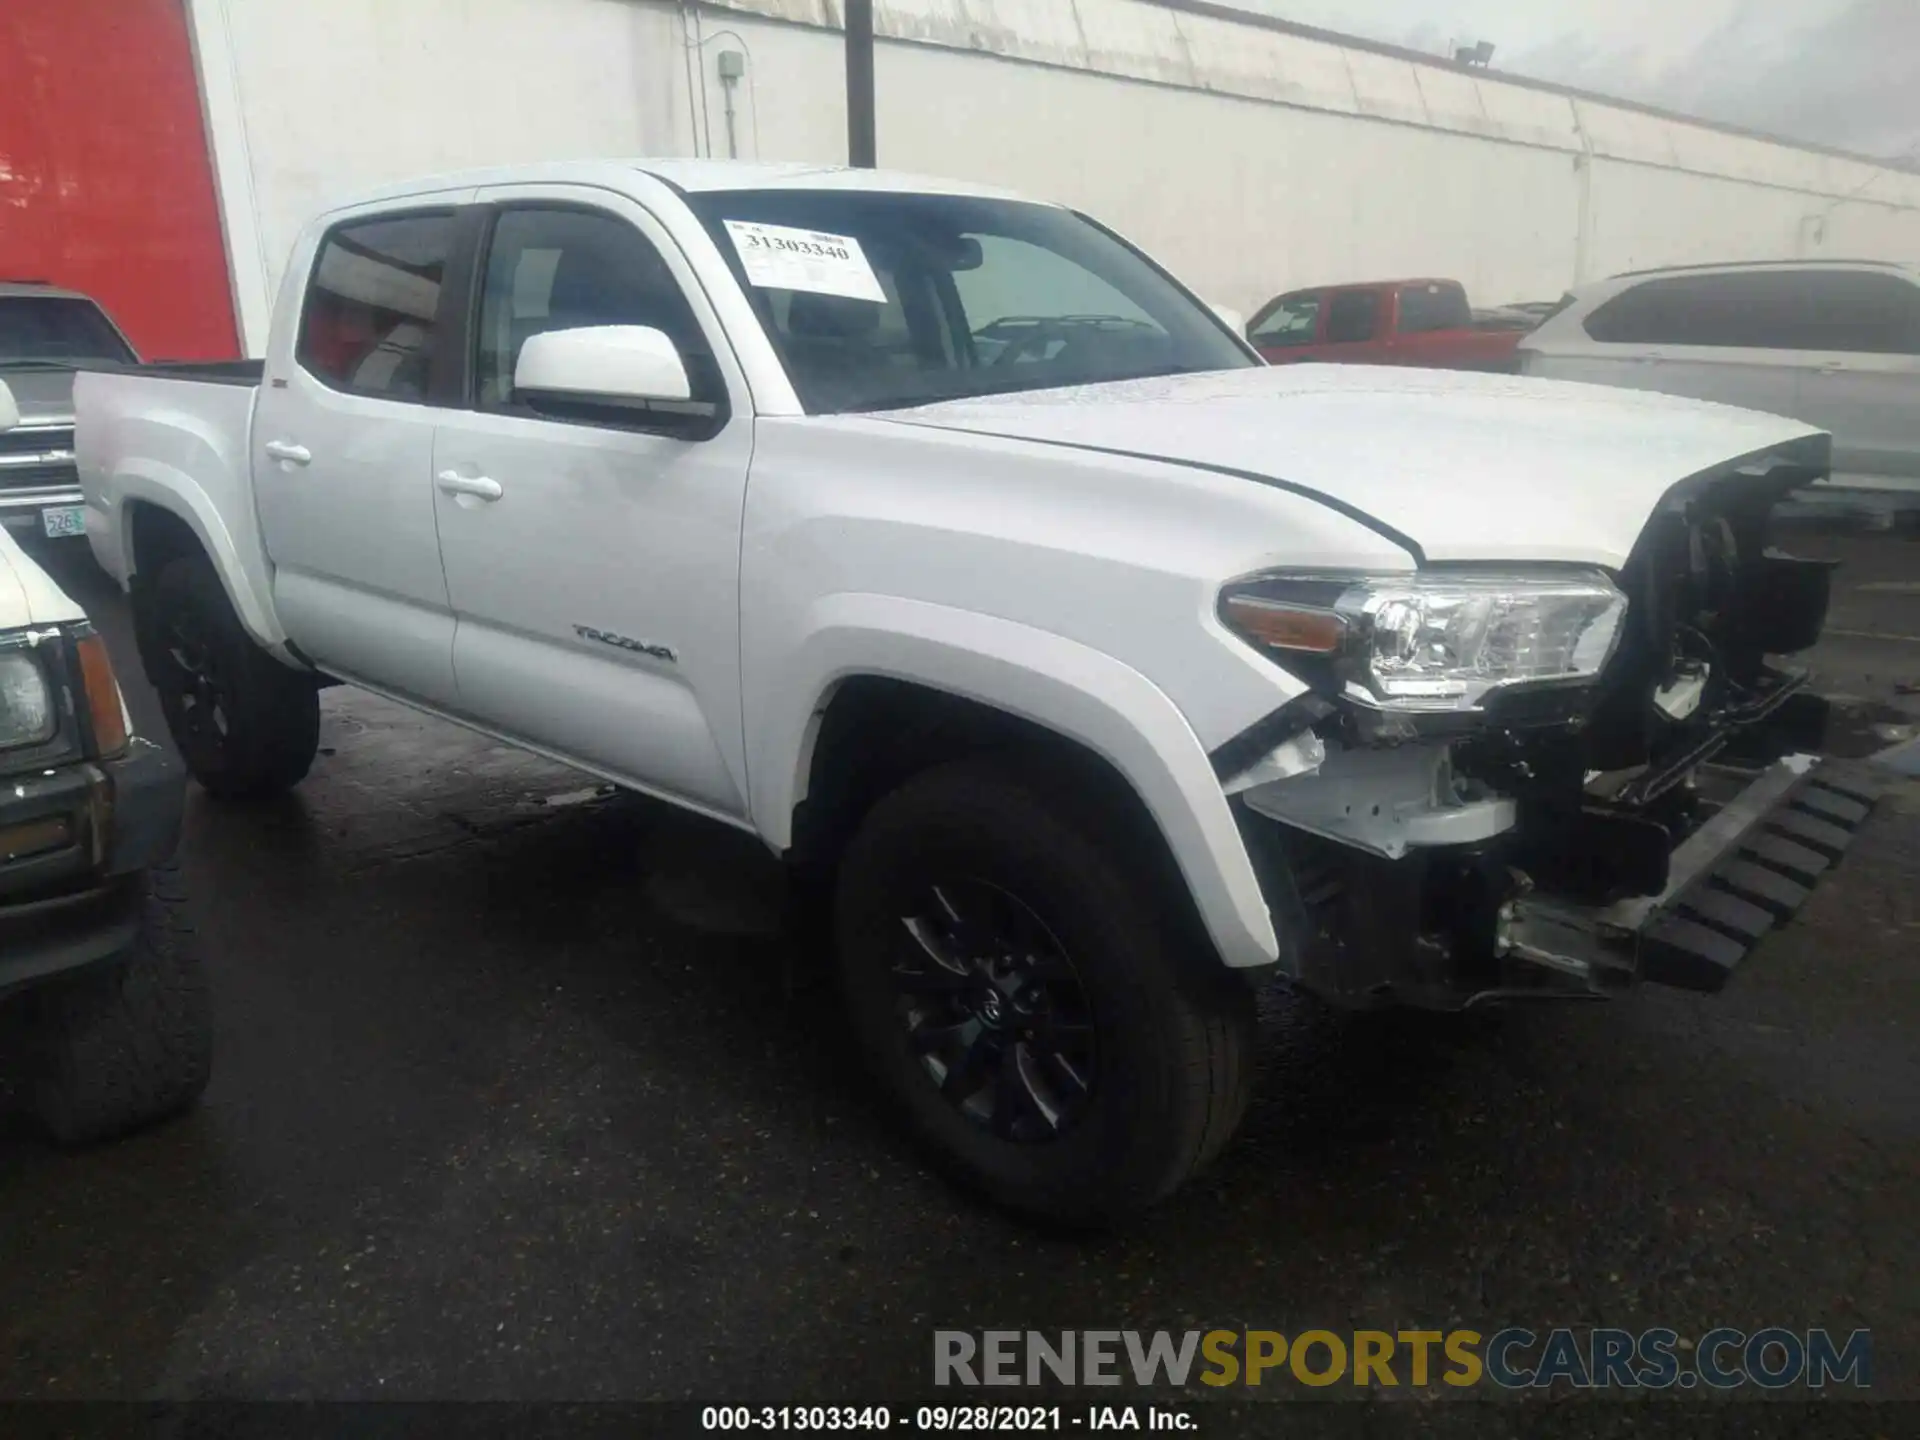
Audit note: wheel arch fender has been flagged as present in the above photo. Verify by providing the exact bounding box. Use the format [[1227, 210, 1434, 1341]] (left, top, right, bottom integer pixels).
[[112, 472, 286, 655], [750, 593, 1280, 969]]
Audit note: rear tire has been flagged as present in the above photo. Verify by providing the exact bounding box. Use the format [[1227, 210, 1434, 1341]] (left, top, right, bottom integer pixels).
[[31, 861, 213, 1146], [834, 759, 1256, 1224], [144, 551, 319, 799]]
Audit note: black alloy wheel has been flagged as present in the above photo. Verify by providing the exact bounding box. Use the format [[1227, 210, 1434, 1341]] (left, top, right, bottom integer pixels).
[[160, 591, 234, 763], [834, 759, 1258, 1223], [144, 553, 320, 799], [893, 878, 1096, 1142]]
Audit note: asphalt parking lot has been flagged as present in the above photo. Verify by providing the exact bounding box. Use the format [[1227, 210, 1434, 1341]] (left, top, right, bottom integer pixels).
[[2, 533, 1917, 1415]]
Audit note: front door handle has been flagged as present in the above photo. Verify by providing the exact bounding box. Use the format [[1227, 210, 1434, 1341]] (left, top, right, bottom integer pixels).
[[264, 440, 311, 465], [436, 470, 503, 501]]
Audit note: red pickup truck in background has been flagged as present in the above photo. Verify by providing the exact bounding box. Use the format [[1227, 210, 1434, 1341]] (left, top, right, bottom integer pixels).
[[1246, 278, 1534, 371]]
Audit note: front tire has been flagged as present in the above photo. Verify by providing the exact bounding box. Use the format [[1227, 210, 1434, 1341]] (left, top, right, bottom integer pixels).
[[144, 552, 320, 799], [31, 861, 213, 1146], [835, 760, 1256, 1223]]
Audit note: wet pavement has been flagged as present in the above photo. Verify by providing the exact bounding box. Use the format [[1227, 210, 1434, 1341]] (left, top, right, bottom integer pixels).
[[2, 535, 1917, 1414]]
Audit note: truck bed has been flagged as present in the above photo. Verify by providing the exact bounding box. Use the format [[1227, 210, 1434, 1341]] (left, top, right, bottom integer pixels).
[[72, 364, 278, 646], [113, 358, 265, 385]]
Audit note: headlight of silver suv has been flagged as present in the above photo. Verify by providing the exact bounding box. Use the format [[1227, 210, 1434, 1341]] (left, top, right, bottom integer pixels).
[[1221, 570, 1628, 713], [0, 646, 56, 748]]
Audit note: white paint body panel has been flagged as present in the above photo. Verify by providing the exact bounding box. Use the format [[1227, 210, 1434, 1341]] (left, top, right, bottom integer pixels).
[[0, 528, 86, 629], [887, 365, 1825, 569], [74, 369, 289, 654], [430, 181, 760, 820], [250, 189, 472, 707], [515, 325, 693, 404], [74, 162, 1838, 971]]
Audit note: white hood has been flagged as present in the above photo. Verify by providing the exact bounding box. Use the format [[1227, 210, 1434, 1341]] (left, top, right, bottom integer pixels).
[[0, 529, 86, 629], [887, 366, 1827, 569]]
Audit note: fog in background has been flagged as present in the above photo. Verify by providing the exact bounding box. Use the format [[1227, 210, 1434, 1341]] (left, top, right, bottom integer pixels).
[[1224, 0, 1920, 165]]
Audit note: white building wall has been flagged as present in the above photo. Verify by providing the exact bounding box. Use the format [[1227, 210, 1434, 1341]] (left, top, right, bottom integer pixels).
[[190, 0, 1920, 354]]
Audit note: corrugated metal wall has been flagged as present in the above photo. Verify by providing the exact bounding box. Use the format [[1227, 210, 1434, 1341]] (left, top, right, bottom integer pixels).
[[0, 0, 238, 359]]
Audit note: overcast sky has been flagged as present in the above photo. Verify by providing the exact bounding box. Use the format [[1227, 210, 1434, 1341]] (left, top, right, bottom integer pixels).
[[1224, 0, 1920, 162]]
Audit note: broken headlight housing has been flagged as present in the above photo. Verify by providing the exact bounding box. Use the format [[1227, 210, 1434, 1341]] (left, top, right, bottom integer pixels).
[[1221, 569, 1628, 713]]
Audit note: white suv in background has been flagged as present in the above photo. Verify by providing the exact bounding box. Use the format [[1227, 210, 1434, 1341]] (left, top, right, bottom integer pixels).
[[1518, 260, 1920, 525]]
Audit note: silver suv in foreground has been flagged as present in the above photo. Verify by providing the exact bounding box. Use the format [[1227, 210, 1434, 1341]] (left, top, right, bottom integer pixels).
[[1518, 260, 1920, 528]]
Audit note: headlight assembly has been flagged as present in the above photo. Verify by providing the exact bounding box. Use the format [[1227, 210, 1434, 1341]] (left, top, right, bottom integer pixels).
[[0, 647, 55, 748], [1221, 570, 1628, 714]]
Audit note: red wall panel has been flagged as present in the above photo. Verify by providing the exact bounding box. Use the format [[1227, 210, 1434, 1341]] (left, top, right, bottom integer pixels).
[[0, 0, 238, 359]]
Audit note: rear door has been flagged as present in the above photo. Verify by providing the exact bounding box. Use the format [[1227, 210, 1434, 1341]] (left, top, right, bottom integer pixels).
[[252, 201, 473, 708], [1789, 270, 1920, 498], [1383, 281, 1472, 365], [1317, 287, 1386, 362], [427, 186, 755, 819]]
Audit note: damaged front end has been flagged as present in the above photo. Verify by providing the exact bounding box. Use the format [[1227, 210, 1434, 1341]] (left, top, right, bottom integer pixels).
[[1217, 436, 1884, 1010]]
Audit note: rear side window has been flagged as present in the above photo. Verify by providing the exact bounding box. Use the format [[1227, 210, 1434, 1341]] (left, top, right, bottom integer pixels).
[[1249, 293, 1320, 347], [1794, 271, 1920, 354], [1397, 282, 1470, 334], [1583, 272, 1809, 349], [1324, 289, 1381, 344], [296, 212, 456, 401]]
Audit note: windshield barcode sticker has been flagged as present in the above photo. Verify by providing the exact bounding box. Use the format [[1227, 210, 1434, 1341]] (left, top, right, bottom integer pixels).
[[723, 220, 886, 303]]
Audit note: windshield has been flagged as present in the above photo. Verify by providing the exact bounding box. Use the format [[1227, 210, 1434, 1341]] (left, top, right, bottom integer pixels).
[[687, 190, 1254, 413], [0, 296, 136, 367]]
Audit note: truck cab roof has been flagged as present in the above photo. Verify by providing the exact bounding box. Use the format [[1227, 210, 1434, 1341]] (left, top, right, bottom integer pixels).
[[0, 281, 96, 302], [340, 158, 1038, 210]]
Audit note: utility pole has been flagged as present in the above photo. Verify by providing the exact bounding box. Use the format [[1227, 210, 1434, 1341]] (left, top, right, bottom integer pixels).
[[846, 0, 876, 167]]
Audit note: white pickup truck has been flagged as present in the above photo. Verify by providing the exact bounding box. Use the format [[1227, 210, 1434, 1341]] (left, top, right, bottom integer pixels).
[[76, 160, 1880, 1220]]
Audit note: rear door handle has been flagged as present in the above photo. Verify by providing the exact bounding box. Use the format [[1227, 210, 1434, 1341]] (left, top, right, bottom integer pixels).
[[436, 470, 503, 501], [264, 440, 311, 465]]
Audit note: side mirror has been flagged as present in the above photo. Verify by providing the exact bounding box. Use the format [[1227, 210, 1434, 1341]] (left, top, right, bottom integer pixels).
[[1209, 303, 1246, 335], [0, 379, 18, 434], [515, 325, 692, 408]]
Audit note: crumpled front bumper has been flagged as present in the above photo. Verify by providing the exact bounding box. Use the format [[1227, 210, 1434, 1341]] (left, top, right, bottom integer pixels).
[[1501, 756, 1885, 994]]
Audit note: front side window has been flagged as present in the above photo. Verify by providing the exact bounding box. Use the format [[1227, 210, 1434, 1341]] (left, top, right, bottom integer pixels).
[[474, 206, 718, 412], [1249, 294, 1321, 347], [1583, 272, 1810, 349], [1324, 290, 1382, 344], [686, 189, 1252, 413], [0, 296, 136, 367], [296, 212, 455, 401]]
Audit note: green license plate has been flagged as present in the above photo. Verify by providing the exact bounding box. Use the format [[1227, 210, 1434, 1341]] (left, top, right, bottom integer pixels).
[[41, 505, 86, 538]]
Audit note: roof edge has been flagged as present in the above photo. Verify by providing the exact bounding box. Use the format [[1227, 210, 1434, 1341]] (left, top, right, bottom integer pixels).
[[1150, 0, 1919, 177]]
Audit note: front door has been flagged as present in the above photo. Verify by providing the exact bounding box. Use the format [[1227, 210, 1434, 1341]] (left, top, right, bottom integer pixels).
[[252, 205, 465, 707], [429, 189, 754, 820]]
